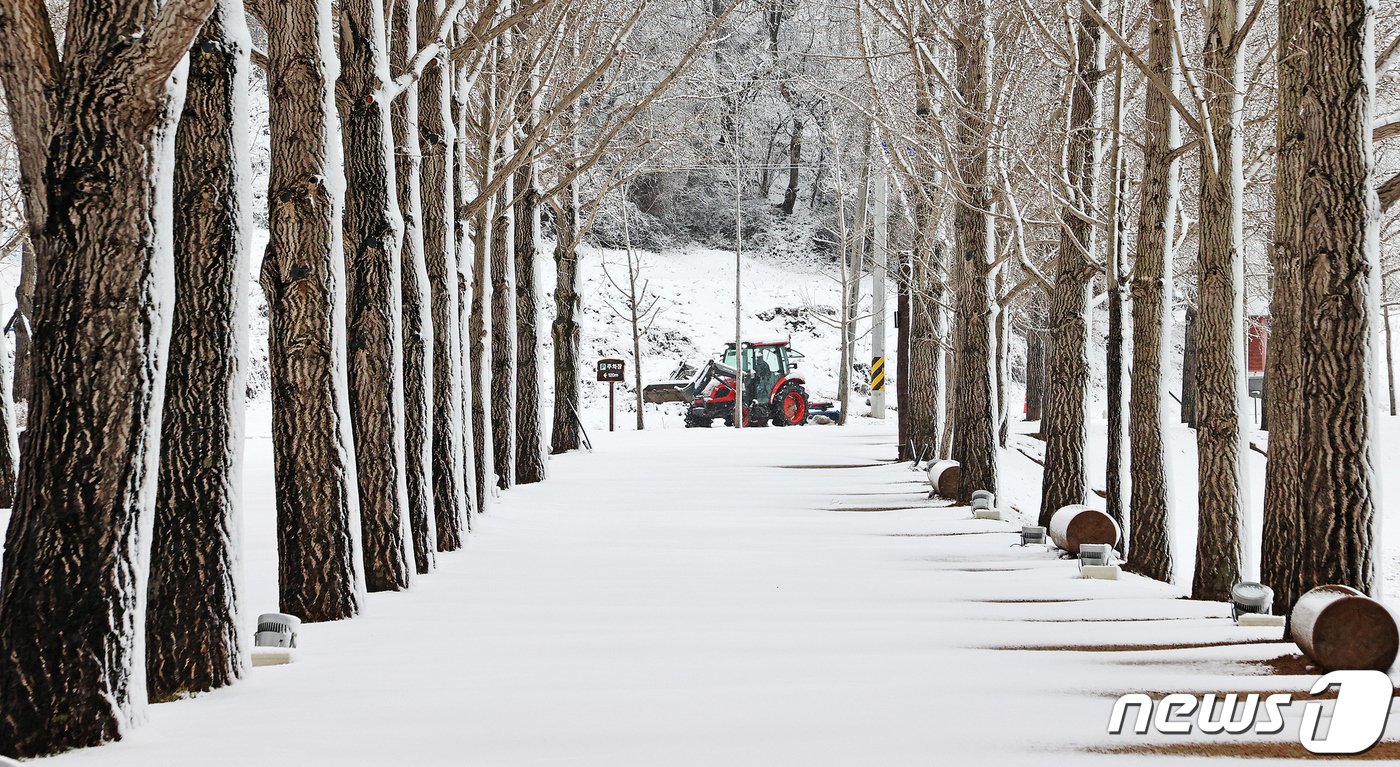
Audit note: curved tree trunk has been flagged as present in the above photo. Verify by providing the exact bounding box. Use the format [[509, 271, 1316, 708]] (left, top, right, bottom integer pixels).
[[419, 0, 467, 551], [262, 0, 364, 622], [1192, 0, 1247, 601], [342, 0, 412, 593], [1039, 3, 1101, 526], [148, 0, 251, 702], [515, 164, 547, 483], [391, 0, 437, 574], [0, 1, 212, 755], [1124, 0, 1180, 584], [1297, 0, 1380, 595], [1260, 0, 1306, 611]]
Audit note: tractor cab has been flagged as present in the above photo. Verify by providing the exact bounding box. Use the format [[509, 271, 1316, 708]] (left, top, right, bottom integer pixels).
[[719, 341, 802, 404]]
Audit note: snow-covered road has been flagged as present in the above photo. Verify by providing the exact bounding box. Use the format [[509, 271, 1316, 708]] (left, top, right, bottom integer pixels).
[[37, 421, 1392, 765]]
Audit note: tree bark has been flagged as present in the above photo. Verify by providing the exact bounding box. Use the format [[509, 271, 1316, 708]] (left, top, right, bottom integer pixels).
[[1192, 0, 1248, 601], [948, 0, 1000, 504], [1025, 322, 1045, 423], [1124, 0, 1180, 584], [419, 0, 467, 550], [515, 163, 547, 482], [148, 0, 251, 703], [551, 189, 584, 454], [896, 252, 912, 459], [261, 0, 364, 622], [1039, 3, 1101, 526], [1261, 0, 1307, 612], [1181, 304, 1199, 426], [390, 0, 437, 574], [0, 0, 213, 755], [342, 0, 412, 593], [1296, 0, 1380, 596], [491, 175, 517, 490]]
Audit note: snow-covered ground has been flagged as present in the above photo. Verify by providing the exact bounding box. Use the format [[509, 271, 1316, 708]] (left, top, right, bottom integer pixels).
[[24, 420, 1400, 767]]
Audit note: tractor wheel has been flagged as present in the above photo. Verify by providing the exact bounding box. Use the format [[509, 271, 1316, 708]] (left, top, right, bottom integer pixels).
[[685, 414, 712, 429], [773, 385, 809, 426], [724, 407, 754, 428]]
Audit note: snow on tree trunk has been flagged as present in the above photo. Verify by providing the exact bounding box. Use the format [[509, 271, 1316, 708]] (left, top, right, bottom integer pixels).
[[470, 189, 495, 506], [391, 0, 438, 574], [515, 162, 547, 482], [418, 0, 468, 550], [0, 1, 212, 755], [260, 0, 365, 622], [342, 0, 413, 593], [148, 0, 251, 702], [450, 17, 479, 525], [1192, 0, 1248, 602], [1039, 2, 1102, 526], [948, 0, 1000, 505], [1297, 0, 1381, 596], [1261, 0, 1307, 611], [1124, 0, 1180, 584]]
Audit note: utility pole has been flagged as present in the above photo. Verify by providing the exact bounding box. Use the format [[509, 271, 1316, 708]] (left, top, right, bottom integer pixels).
[[870, 145, 889, 418]]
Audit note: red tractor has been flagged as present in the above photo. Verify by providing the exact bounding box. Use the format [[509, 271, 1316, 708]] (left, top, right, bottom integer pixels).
[[680, 341, 813, 428]]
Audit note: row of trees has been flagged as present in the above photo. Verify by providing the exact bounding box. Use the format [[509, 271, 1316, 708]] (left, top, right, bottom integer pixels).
[[0, 0, 737, 757], [864, 0, 1394, 607]]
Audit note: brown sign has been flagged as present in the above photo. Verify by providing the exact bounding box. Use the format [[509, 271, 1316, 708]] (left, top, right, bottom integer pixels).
[[597, 358, 626, 383]]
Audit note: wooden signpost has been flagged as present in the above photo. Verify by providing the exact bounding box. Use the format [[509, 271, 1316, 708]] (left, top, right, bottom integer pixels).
[[597, 358, 626, 432]]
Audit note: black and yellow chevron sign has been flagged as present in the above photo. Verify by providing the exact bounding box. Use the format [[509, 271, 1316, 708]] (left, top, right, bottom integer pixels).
[[871, 356, 886, 392]]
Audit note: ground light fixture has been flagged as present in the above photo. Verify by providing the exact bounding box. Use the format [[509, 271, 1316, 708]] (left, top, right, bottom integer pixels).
[[252, 612, 301, 668], [1019, 526, 1048, 546], [1231, 582, 1275, 622], [1078, 543, 1115, 569]]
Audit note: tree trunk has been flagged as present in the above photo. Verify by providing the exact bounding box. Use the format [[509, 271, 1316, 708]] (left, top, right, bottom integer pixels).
[[1182, 304, 1199, 426], [551, 189, 584, 454], [419, 0, 467, 550], [490, 172, 517, 490], [1039, 3, 1101, 526], [148, 0, 250, 703], [1124, 0, 1180, 584], [0, 1, 212, 755], [450, 14, 478, 528], [515, 163, 547, 482], [12, 244, 34, 405], [262, 0, 364, 622], [781, 119, 802, 216], [896, 253, 912, 459], [1192, 0, 1248, 601], [390, 0, 437, 574], [1297, 0, 1380, 595], [342, 0, 412, 593], [1025, 323, 1046, 422], [1386, 304, 1397, 417], [1260, 0, 1307, 612], [948, 0, 1000, 504]]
